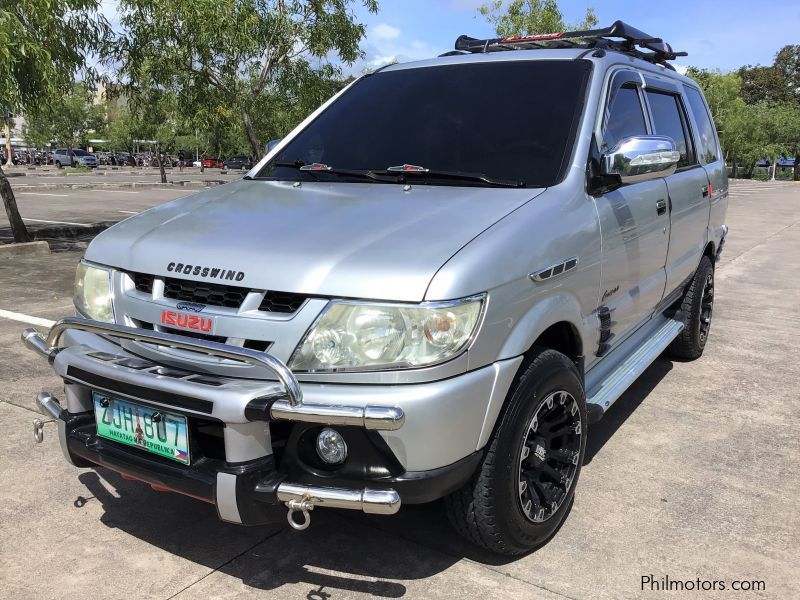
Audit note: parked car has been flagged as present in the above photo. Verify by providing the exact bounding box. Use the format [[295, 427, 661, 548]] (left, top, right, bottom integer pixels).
[[151, 155, 178, 168], [22, 21, 728, 556], [110, 152, 135, 166], [52, 148, 98, 168], [223, 155, 254, 170], [201, 156, 224, 168], [192, 159, 202, 168]]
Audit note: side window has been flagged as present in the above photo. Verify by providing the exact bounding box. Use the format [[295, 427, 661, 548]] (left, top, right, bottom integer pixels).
[[604, 84, 648, 150], [645, 90, 695, 168], [684, 87, 719, 163]]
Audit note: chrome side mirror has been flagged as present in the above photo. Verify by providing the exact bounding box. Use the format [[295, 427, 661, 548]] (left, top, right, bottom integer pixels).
[[602, 135, 680, 184]]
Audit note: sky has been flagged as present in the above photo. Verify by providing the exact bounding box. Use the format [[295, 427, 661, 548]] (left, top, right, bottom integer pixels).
[[346, 0, 800, 74], [97, 0, 800, 75]]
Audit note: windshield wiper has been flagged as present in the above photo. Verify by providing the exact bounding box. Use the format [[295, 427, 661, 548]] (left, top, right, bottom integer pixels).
[[382, 165, 526, 188], [263, 160, 395, 183]]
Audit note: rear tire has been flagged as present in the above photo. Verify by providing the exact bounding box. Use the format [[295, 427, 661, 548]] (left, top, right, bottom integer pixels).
[[669, 255, 714, 360], [55, 161, 62, 169], [444, 348, 586, 555]]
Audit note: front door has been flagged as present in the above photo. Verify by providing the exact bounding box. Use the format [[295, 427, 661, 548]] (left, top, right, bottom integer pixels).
[[593, 72, 671, 350]]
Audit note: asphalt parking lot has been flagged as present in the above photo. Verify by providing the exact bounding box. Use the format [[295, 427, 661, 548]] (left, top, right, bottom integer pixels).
[[0, 180, 797, 599]]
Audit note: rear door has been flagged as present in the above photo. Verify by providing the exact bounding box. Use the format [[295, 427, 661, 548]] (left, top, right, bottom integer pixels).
[[642, 78, 710, 295], [683, 85, 728, 251], [593, 70, 671, 350]]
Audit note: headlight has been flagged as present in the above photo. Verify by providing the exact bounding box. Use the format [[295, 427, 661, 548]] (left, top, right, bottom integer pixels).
[[289, 294, 484, 372], [74, 262, 114, 322]]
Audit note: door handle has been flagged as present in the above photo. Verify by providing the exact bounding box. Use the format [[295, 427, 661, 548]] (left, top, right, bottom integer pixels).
[[701, 185, 709, 197], [656, 199, 667, 216]]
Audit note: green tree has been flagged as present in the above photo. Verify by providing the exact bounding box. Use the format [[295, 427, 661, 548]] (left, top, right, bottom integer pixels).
[[0, 0, 109, 242], [110, 0, 377, 160], [103, 105, 140, 153], [738, 64, 788, 105], [23, 82, 105, 151], [736, 45, 800, 179], [479, 0, 597, 37]]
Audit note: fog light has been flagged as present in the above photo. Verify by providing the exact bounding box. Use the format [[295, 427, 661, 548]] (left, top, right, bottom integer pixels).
[[316, 428, 347, 465]]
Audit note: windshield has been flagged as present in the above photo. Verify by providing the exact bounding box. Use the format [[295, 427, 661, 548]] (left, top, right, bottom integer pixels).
[[257, 60, 590, 188]]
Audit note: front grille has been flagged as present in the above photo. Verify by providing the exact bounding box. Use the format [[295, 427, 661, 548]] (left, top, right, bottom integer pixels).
[[258, 291, 307, 313], [128, 272, 308, 314], [164, 277, 249, 308], [133, 273, 155, 294], [135, 319, 273, 352], [159, 325, 228, 344]]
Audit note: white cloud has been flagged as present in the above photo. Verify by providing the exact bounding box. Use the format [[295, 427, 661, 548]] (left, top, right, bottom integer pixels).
[[371, 23, 402, 41]]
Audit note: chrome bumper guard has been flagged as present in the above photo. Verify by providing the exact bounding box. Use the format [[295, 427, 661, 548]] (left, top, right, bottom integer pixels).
[[20, 317, 404, 429], [21, 317, 404, 525]]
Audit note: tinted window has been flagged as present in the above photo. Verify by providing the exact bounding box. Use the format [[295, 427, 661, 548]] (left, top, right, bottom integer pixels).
[[258, 61, 591, 188], [73, 150, 89, 156], [684, 87, 719, 163], [646, 91, 694, 168], [604, 85, 648, 149]]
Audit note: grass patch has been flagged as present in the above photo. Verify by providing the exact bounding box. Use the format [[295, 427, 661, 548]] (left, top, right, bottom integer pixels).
[[64, 166, 91, 174]]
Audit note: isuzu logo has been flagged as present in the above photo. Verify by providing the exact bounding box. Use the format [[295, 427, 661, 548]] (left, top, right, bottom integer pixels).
[[160, 310, 215, 334], [176, 301, 206, 312], [166, 261, 245, 282]]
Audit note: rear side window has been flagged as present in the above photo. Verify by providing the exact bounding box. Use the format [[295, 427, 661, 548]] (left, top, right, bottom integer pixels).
[[604, 85, 648, 149], [684, 87, 719, 163], [646, 90, 695, 168]]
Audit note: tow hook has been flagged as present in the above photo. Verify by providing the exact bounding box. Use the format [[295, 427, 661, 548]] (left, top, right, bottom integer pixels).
[[285, 495, 314, 530], [32, 392, 64, 443], [33, 418, 55, 443]]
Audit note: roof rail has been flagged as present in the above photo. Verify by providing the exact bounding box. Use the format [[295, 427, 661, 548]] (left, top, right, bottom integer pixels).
[[453, 20, 687, 69]]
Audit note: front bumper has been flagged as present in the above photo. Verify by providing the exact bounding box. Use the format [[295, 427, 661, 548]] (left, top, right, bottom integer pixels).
[[23, 318, 515, 525]]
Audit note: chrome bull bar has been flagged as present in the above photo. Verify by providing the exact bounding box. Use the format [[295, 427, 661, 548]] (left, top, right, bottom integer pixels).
[[21, 317, 405, 429], [21, 318, 404, 526], [22, 316, 303, 406]]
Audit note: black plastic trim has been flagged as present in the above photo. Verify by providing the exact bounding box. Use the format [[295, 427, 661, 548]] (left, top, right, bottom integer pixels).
[[63, 417, 285, 525], [65, 365, 214, 414]]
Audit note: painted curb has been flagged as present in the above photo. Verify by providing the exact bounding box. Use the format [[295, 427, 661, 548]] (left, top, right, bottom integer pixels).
[[0, 240, 51, 256]]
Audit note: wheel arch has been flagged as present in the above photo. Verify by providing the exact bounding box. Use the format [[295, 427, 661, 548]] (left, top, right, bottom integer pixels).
[[477, 304, 587, 450], [703, 241, 715, 262]]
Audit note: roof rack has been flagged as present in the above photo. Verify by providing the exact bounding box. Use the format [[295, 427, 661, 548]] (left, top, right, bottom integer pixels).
[[452, 20, 687, 70]]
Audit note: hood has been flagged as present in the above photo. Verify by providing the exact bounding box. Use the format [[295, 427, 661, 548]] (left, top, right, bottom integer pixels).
[[86, 179, 543, 302]]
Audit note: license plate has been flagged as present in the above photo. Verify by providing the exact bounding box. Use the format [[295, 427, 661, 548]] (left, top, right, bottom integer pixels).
[[93, 393, 190, 465]]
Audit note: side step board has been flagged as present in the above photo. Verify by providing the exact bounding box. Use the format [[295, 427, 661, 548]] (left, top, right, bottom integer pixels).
[[586, 318, 684, 421]]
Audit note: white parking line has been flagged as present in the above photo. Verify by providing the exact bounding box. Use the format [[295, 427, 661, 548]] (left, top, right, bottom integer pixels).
[[90, 190, 141, 194], [16, 192, 70, 197], [0, 309, 55, 328], [118, 210, 139, 214], [24, 218, 90, 226]]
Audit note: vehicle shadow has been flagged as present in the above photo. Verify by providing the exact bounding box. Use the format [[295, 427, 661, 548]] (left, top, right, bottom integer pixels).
[[73, 357, 671, 595], [77, 468, 458, 597], [584, 355, 673, 465]]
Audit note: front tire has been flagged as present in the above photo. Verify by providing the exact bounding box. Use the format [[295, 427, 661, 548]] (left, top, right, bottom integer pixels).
[[669, 255, 714, 360], [444, 348, 587, 555]]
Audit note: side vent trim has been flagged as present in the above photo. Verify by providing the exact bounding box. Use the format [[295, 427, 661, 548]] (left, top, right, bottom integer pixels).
[[529, 256, 579, 282]]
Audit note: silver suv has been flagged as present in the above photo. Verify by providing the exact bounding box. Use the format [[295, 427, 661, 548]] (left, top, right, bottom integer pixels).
[[52, 148, 98, 169], [23, 21, 727, 555]]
